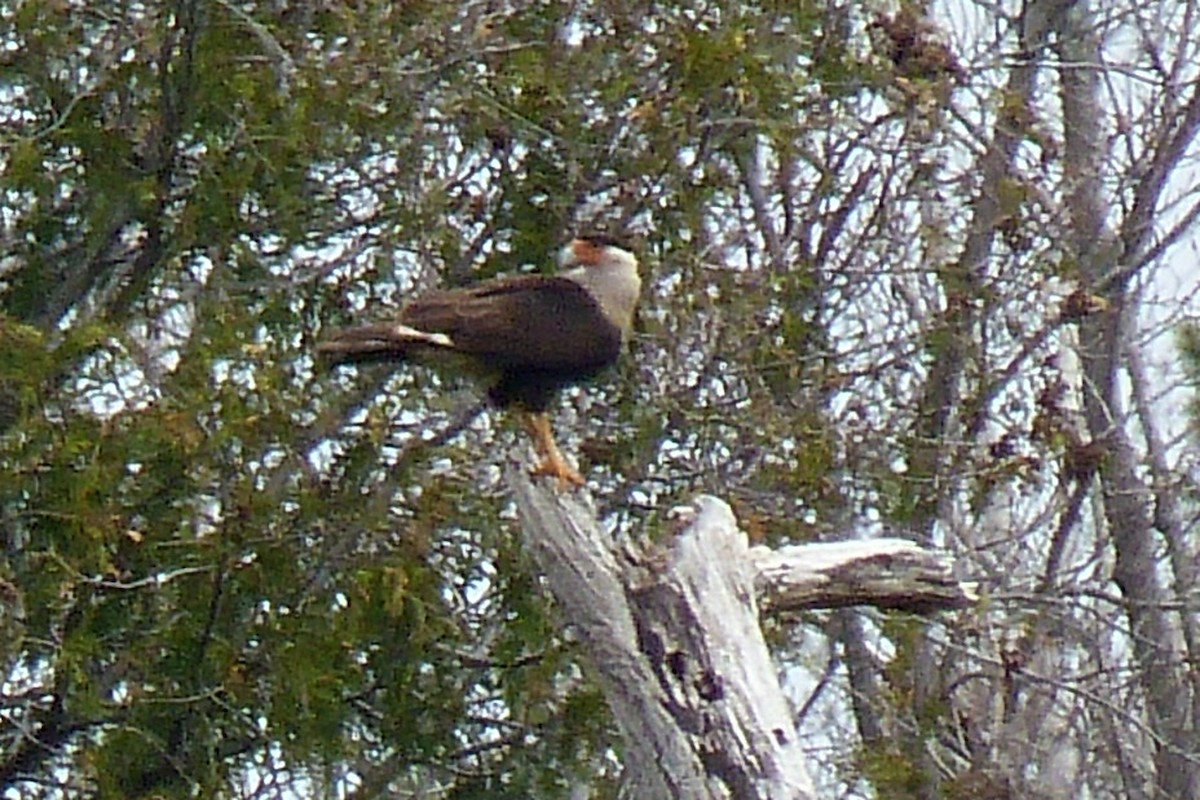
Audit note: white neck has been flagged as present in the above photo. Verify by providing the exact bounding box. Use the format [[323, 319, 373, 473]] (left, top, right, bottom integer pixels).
[[562, 256, 641, 337]]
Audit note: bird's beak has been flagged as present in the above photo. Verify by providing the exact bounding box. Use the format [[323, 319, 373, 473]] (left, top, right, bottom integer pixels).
[[558, 241, 580, 267]]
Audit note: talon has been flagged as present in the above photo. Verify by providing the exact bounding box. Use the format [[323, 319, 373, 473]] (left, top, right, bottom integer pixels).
[[530, 455, 586, 488], [524, 412, 586, 490]]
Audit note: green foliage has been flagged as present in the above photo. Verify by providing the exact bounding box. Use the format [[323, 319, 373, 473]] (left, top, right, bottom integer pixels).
[[1180, 323, 1200, 428], [859, 746, 924, 797], [0, 0, 962, 797]]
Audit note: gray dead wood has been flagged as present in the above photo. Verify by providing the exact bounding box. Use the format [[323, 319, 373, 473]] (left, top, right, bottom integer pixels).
[[508, 468, 977, 799], [750, 539, 977, 615]]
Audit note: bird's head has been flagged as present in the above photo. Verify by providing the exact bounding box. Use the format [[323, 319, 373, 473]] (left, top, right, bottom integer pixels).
[[559, 236, 638, 277], [558, 236, 641, 335]]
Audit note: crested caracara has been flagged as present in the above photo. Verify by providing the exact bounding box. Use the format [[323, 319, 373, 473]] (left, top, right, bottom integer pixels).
[[317, 237, 641, 487]]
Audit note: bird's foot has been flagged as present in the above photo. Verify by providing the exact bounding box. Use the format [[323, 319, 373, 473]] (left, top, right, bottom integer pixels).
[[530, 453, 586, 489], [523, 411, 586, 489]]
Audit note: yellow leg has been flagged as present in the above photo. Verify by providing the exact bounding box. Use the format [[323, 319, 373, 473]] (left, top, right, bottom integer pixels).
[[523, 412, 585, 488]]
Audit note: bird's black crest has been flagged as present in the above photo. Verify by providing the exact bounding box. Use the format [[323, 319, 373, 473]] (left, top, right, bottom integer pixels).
[[576, 233, 632, 251]]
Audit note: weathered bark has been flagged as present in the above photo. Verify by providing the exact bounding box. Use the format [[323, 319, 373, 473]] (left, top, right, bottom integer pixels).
[[751, 539, 975, 614], [509, 468, 975, 799]]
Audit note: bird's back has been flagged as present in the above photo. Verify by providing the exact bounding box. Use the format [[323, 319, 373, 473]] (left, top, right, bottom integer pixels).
[[400, 275, 624, 373]]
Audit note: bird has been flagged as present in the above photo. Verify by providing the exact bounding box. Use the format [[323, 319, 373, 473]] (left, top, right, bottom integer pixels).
[[317, 236, 641, 487]]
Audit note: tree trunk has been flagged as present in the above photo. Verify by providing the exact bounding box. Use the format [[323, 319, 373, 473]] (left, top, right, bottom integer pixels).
[[1055, 1, 1200, 795], [509, 468, 975, 798]]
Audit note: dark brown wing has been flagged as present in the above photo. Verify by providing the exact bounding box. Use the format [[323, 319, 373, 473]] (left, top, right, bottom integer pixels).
[[400, 275, 623, 372]]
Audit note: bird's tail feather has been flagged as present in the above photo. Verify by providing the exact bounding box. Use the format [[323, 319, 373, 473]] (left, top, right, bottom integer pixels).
[[316, 323, 451, 366]]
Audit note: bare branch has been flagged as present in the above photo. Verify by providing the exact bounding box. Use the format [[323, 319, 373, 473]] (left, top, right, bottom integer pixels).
[[749, 539, 976, 614]]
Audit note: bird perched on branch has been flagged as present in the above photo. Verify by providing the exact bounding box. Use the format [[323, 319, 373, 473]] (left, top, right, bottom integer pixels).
[[317, 236, 641, 487]]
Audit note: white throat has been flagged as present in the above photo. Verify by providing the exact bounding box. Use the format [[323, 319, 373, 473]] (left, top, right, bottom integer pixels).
[[562, 252, 641, 338]]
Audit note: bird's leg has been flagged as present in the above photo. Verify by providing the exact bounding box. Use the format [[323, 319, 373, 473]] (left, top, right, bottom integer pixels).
[[523, 412, 585, 488]]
